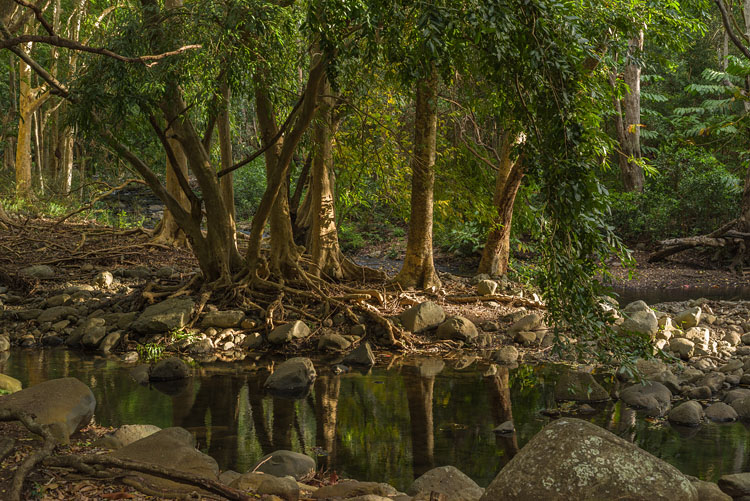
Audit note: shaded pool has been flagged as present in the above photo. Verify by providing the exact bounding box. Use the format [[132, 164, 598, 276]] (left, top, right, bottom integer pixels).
[[2, 349, 750, 491]]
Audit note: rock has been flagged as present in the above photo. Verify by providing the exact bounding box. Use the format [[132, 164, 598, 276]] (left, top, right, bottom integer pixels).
[[508, 313, 542, 334], [742, 333, 750, 345], [230, 472, 299, 500], [731, 396, 750, 420], [343, 342, 376, 366], [724, 331, 742, 347], [554, 370, 610, 403], [705, 402, 738, 422], [668, 401, 703, 426], [111, 427, 219, 496], [719, 359, 744, 373], [699, 372, 725, 394], [407, 466, 484, 501], [313, 480, 398, 499], [219, 470, 241, 485], [42, 335, 63, 346], [251, 450, 315, 480], [400, 302, 446, 333], [201, 310, 245, 329], [99, 332, 122, 353], [670, 338, 695, 360], [514, 331, 537, 346], [493, 346, 519, 365], [45, 294, 71, 307], [122, 266, 151, 279], [0, 374, 22, 393], [493, 421, 515, 434], [268, 320, 311, 344], [38, 306, 77, 323], [82, 324, 108, 349], [0, 336, 10, 352], [94, 271, 114, 288], [478, 418, 697, 501], [155, 266, 176, 279], [725, 388, 750, 405], [21, 264, 55, 279], [149, 357, 190, 381], [691, 479, 731, 501], [0, 377, 95, 443], [437, 316, 478, 344], [675, 307, 702, 329], [684, 327, 710, 346], [94, 424, 162, 449], [719, 473, 750, 498], [318, 332, 351, 352], [481, 320, 500, 332], [350, 324, 367, 337], [684, 386, 712, 400], [413, 357, 445, 378], [240, 333, 263, 350], [476, 279, 498, 296], [17, 309, 42, 321], [131, 298, 195, 334], [264, 357, 316, 396], [619, 301, 658, 338], [620, 381, 672, 416]]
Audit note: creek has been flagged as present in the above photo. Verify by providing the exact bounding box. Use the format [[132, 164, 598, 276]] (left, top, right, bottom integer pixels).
[[2, 348, 750, 491]]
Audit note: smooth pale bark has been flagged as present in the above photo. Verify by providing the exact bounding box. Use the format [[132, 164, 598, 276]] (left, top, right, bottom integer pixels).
[[152, 0, 189, 246], [217, 78, 237, 249], [15, 49, 32, 197], [614, 31, 645, 192], [477, 135, 524, 277], [395, 67, 441, 289]]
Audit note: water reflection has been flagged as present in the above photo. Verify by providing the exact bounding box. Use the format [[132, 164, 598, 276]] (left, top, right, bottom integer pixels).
[[4, 349, 750, 490]]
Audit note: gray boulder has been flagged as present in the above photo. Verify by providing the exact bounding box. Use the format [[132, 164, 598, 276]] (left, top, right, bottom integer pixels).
[[99, 332, 122, 354], [343, 343, 376, 367], [251, 450, 315, 480], [705, 402, 738, 422], [94, 271, 114, 288], [230, 472, 299, 499], [668, 401, 703, 426], [0, 335, 9, 352], [731, 396, 750, 420], [493, 346, 519, 365], [264, 357, 316, 396], [268, 320, 311, 344], [318, 332, 351, 352], [620, 381, 672, 416], [508, 313, 543, 334], [0, 374, 22, 393], [675, 307, 701, 329], [201, 310, 245, 329], [0, 377, 95, 444], [619, 301, 658, 338], [408, 466, 483, 501], [94, 424, 162, 449], [38, 306, 77, 323], [131, 298, 195, 334], [719, 473, 750, 498], [554, 370, 610, 403], [149, 357, 190, 381], [478, 418, 697, 501], [82, 323, 108, 349], [476, 279, 498, 296], [111, 427, 218, 497], [436, 316, 478, 344], [724, 388, 750, 405], [400, 302, 445, 333], [691, 479, 731, 501]]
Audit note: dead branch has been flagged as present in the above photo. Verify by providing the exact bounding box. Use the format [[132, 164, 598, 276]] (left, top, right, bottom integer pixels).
[[649, 218, 740, 263]]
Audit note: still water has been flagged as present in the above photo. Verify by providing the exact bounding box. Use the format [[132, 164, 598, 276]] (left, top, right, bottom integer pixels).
[[2, 348, 750, 490]]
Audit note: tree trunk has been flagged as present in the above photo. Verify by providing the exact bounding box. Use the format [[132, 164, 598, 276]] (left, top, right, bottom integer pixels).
[[395, 67, 441, 290], [477, 135, 524, 277], [60, 126, 74, 193], [217, 78, 237, 253], [15, 48, 32, 198], [314, 375, 340, 471], [616, 32, 645, 192]]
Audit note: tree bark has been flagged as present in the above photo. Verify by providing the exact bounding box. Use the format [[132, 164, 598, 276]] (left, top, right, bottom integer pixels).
[[616, 31, 645, 192], [218, 77, 237, 251], [395, 67, 441, 289], [477, 135, 524, 277], [15, 44, 32, 198]]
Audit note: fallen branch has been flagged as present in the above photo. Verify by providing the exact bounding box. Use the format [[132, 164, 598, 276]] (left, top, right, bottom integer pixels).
[[44, 454, 253, 501], [446, 294, 544, 309], [649, 219, 738, 263]]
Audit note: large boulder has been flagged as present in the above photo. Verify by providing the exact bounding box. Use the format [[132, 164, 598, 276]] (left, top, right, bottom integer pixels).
[[719, 473, 750, 498], [264, 357, 316, 396], [554, 370, 610, 403], [407, 466, 484, 501], [268, 320, 311, 345], [149, 357, 190, 381], [343, 343, 376, 367], [620, 381, 672, 417], [691, 479, 731, 501], [318, 332, 351, 352], [38, 306, 78, 323], [21, 264, 55, 279], [111, 427, 219, 497], [230, 472, 299, 500], [130, 298, 195, 334], [436, 316, 479, 344], [675, 307, 702, 329], [619, 301, 658, 338], [251, 450, 315, 480], [0, 374, 22, 393], [508, 313, 543, 334], [94, 424, 162, 450], [400, 302, 445, 333], [705, 402, 738, 422], [0, 377, 95, 444], [478, 418, 698, 501], [668, 400, 703, 427], [670, 338, 695, 360]]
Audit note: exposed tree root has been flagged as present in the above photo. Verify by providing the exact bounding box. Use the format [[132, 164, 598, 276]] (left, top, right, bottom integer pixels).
[[446, 294, 544, 309]]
